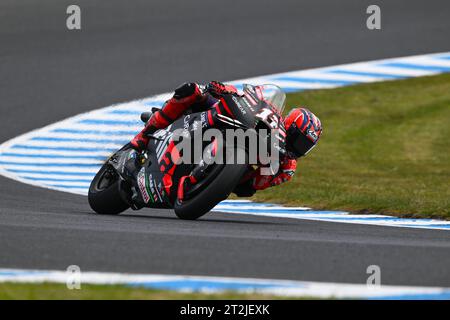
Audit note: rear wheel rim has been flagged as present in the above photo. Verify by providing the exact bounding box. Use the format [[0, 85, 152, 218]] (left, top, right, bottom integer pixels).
[[93, 165, 118, 192]]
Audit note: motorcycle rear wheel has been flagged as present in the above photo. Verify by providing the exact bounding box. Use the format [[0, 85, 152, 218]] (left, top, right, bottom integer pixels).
[[88, 162, 130, 215]]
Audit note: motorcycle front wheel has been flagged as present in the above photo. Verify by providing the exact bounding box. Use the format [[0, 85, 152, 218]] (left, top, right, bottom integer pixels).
[[174, 147, 248, 220]]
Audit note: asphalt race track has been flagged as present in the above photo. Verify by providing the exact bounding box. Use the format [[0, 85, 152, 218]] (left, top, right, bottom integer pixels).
[[1, 0, 450, 287]]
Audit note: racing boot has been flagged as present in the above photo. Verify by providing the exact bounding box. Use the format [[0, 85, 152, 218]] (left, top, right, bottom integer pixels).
[[130, 124, 158, 151], [131, 82, 204, 151]]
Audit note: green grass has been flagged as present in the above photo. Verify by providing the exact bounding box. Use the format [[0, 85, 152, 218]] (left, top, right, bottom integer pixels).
[[0, 282, 301, 300], [250, 74, 450, 219]]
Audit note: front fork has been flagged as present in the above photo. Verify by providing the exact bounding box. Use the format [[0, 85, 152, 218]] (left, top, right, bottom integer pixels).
[[176, 139, 218, 202], [177, 159, 210, 202]]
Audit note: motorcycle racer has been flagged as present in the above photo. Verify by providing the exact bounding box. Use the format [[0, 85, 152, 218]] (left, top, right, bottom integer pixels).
[[130, 81, 322, 197]]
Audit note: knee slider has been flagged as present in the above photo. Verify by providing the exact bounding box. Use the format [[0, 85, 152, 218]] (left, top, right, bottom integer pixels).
[[173, 82, 199, 99]]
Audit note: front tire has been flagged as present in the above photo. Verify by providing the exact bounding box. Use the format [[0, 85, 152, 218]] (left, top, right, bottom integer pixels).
[[88, 163, 130, 215], [174, 148, 248, 220]]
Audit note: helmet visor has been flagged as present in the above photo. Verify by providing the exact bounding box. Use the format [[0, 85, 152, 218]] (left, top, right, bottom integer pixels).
[[288, 126, 317, 158]]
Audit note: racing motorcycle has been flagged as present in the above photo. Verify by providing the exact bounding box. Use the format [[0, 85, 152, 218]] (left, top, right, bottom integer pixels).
[[88, 84, 287, 220]]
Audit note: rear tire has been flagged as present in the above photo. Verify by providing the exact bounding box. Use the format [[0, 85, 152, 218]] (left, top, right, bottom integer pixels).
[[88, 163, 130, 215], [174, 148, 248, 220]]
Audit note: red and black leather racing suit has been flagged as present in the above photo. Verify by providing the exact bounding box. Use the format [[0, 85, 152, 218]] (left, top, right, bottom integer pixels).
[[131, 82, 297, 196]]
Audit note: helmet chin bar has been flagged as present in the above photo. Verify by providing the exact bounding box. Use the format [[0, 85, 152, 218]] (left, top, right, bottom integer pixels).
[[303, 143, 317, 157]]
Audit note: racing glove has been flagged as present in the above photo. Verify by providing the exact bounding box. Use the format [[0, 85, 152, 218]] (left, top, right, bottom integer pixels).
[[205, 81, 238, 98], [252, 158, 297, 190]]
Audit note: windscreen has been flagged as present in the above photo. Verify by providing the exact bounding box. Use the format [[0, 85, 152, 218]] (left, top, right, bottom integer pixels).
[[243, 84, 286, 114]]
